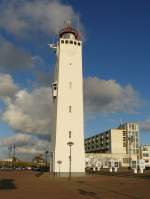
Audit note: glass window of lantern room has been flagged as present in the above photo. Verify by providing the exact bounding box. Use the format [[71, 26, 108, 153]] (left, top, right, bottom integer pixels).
[[63, 33, 70, 39]]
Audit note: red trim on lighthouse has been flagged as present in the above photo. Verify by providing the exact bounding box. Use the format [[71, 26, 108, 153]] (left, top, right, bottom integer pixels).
[[59, 26, 80, 40]]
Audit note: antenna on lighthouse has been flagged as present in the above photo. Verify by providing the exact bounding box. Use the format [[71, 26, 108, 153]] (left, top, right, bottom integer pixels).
[[119, 119, 122, 127], [77, 15, 80, 32], [66, 16, 72, 27], [52, 34, 55, 44]]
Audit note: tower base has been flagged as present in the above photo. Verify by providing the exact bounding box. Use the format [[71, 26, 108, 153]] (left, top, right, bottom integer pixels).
[[51, 172, 85, 177]]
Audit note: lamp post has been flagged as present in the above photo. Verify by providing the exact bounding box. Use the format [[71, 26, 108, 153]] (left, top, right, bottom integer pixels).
[[8, 146, 12, 167], [45, 150, 49, 168], [67, 141, 74, 180], [57, 160, 62, 177], [13, 145, 16, 161], [50, 152, 54, 174], [13, 145, 16, 169]]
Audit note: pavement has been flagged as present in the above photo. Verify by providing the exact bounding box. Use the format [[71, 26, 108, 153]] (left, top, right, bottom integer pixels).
[[0, 171, 150, 199]]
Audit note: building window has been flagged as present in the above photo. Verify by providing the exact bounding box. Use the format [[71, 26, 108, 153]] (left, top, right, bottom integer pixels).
[[135, 131, 138, 137], [143, 147, 148, 151], [78, 42, 81, 46], [65, 40, 68, 44], [123, 158, 129, 163], [69, 106, 72, 113], [129, 124, 132, 129], [143, 153, 149, 157], [74, 41, 77, 45], [70, 40, 73, 44], [61, 40, 64, 43], [69, 131, 71, 138]]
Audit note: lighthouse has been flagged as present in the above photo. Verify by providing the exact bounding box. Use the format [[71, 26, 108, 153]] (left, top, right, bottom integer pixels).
[[49, 23, 85, 176]]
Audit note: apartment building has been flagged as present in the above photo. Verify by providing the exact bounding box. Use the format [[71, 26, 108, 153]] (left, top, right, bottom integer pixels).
[[140, 145, 150, 168], [85, 123, 139, 167], [118, 123, 140, 156]]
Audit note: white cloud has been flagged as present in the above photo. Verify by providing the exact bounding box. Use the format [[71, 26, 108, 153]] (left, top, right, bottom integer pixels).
[[0, 133, 50, 160], [0, 73, 18, 100], [84, 77, 141, 114], [141, 119, 150, 132], [0, 37, 33, 70], [0, 74, 142, 160], [16, 138, 49, 154], [1, 75, 141, 138], [2, 86, 52, 136], [31, 56, 54, 87], [0, 0, 77, 38], [0, 0, 81, 71], [0, 133, 33, 146]]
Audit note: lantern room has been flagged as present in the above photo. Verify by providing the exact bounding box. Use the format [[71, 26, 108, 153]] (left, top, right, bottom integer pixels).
[[59, 26, 80, 40]]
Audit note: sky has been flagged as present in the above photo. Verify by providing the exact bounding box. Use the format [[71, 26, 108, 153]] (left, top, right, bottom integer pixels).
[[0, 0, 150, 161]]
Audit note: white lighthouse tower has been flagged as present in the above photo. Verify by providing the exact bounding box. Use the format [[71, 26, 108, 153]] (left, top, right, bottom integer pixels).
[[49, 23, 85, 176]]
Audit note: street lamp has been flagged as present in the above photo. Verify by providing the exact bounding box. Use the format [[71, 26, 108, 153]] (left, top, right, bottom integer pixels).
[[13, 145, 16, 161], [8, 146, 12, 167], [67, 141, 74, 180], [13, 145, 16, 169], [57, 160, 62, 177], [45, 150, 49, 168], [50, 152, 54, 173]]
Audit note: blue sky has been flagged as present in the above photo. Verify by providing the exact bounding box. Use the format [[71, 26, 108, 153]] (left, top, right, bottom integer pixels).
[[67, 0, 150, 140], [0, 0, 150, 160], [67, 0, 150, 141]]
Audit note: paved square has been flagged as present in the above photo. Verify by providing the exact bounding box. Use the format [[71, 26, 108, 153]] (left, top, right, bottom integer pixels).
[[0, 171, 150, 199]]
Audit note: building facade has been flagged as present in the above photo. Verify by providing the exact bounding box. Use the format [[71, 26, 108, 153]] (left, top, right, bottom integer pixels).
[[85, 129, 127, 154], [50, 23, 85, 175], [118, 123, 140, 156], [140, 145, 150, 168], [85, 123, 139, 167]]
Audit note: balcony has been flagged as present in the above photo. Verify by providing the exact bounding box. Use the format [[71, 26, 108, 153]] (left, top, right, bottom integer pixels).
[[51, 81, 58, 98]]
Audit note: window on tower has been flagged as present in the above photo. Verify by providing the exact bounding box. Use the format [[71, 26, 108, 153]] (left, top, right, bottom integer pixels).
[[78, 42, 81, 46], [61, 40, 64, 43], [74, 41, 77, 45], [69, 106, 72, 113], [70, 40, 73, 44], [69, 131, 72, 138], [65, 40, 68, 44], [69, 82, 72, 89]]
